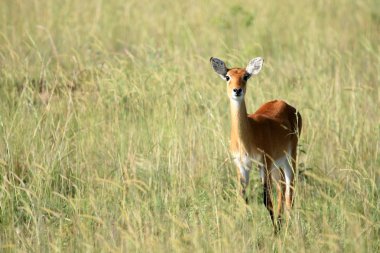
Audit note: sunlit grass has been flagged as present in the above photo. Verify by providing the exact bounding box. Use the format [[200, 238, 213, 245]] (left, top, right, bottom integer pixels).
[[0, 0, 379, 252]]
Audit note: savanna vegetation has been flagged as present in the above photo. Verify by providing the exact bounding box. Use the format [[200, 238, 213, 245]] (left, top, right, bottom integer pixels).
[[0, 0, 379, 252]]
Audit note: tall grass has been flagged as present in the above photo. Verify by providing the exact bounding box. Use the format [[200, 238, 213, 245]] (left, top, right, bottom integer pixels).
[[0, 0, 379, 252]]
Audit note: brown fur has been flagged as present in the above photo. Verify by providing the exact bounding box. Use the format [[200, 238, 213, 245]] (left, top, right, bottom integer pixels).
[[226, 67, 302, 231]]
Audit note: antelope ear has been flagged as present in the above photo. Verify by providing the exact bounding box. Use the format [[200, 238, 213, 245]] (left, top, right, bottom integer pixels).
[[210, 57, 228, 79], [246, 57, 264, 76]]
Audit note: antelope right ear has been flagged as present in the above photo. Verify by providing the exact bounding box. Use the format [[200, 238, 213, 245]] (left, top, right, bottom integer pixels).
[[210, 57, 228, 80], [246, 57, 264, 76]]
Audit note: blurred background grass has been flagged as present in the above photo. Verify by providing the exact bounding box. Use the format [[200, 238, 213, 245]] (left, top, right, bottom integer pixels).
[[0, 0, 379, 252]]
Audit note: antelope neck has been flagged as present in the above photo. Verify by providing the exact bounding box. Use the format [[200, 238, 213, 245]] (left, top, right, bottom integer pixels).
[[230, 99, 252, 153]]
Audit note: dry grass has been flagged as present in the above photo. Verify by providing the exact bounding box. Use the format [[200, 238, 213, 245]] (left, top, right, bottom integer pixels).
[[0, 0, 379, 252]]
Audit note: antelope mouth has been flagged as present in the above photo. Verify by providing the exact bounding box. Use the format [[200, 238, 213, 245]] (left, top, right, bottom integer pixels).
[[231, 93, 244, 100]]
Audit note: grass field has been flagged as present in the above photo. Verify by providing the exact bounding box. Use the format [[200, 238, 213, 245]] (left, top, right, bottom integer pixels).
[[0, 0, 379, 252]]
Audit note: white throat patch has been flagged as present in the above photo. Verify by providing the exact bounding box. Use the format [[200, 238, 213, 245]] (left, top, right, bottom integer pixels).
[[230, 97, 243, 109]]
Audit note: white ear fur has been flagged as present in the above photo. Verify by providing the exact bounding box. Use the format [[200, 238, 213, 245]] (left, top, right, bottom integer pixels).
[[219, 74, 228, 81], [246, 57, 264, 76], [210, 57, 228, 77]]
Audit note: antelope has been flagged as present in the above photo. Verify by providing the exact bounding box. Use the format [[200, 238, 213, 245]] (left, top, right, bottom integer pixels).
[[210, 57, 302, 231]]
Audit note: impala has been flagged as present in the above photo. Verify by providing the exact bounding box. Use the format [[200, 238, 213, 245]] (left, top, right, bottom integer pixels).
[[210, 57, 302, 231]]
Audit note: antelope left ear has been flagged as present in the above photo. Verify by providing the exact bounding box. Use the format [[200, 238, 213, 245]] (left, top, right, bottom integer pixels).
[[246, 57, 264, 76], [210, 57, 228, 78]]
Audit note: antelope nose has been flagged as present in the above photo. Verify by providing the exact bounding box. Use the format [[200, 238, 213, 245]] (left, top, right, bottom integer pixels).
[[233, 88, 243, 96]]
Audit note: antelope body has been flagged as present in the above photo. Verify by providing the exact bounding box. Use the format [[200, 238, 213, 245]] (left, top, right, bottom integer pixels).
[[210, 57, 302, 231]]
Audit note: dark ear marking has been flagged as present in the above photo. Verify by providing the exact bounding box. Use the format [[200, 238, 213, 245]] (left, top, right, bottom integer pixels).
[[243, 72, 251, 82], [210, 57, 228, 76]]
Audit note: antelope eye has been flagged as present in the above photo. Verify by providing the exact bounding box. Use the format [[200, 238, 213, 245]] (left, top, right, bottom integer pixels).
[[225, 76, 230, 81]]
